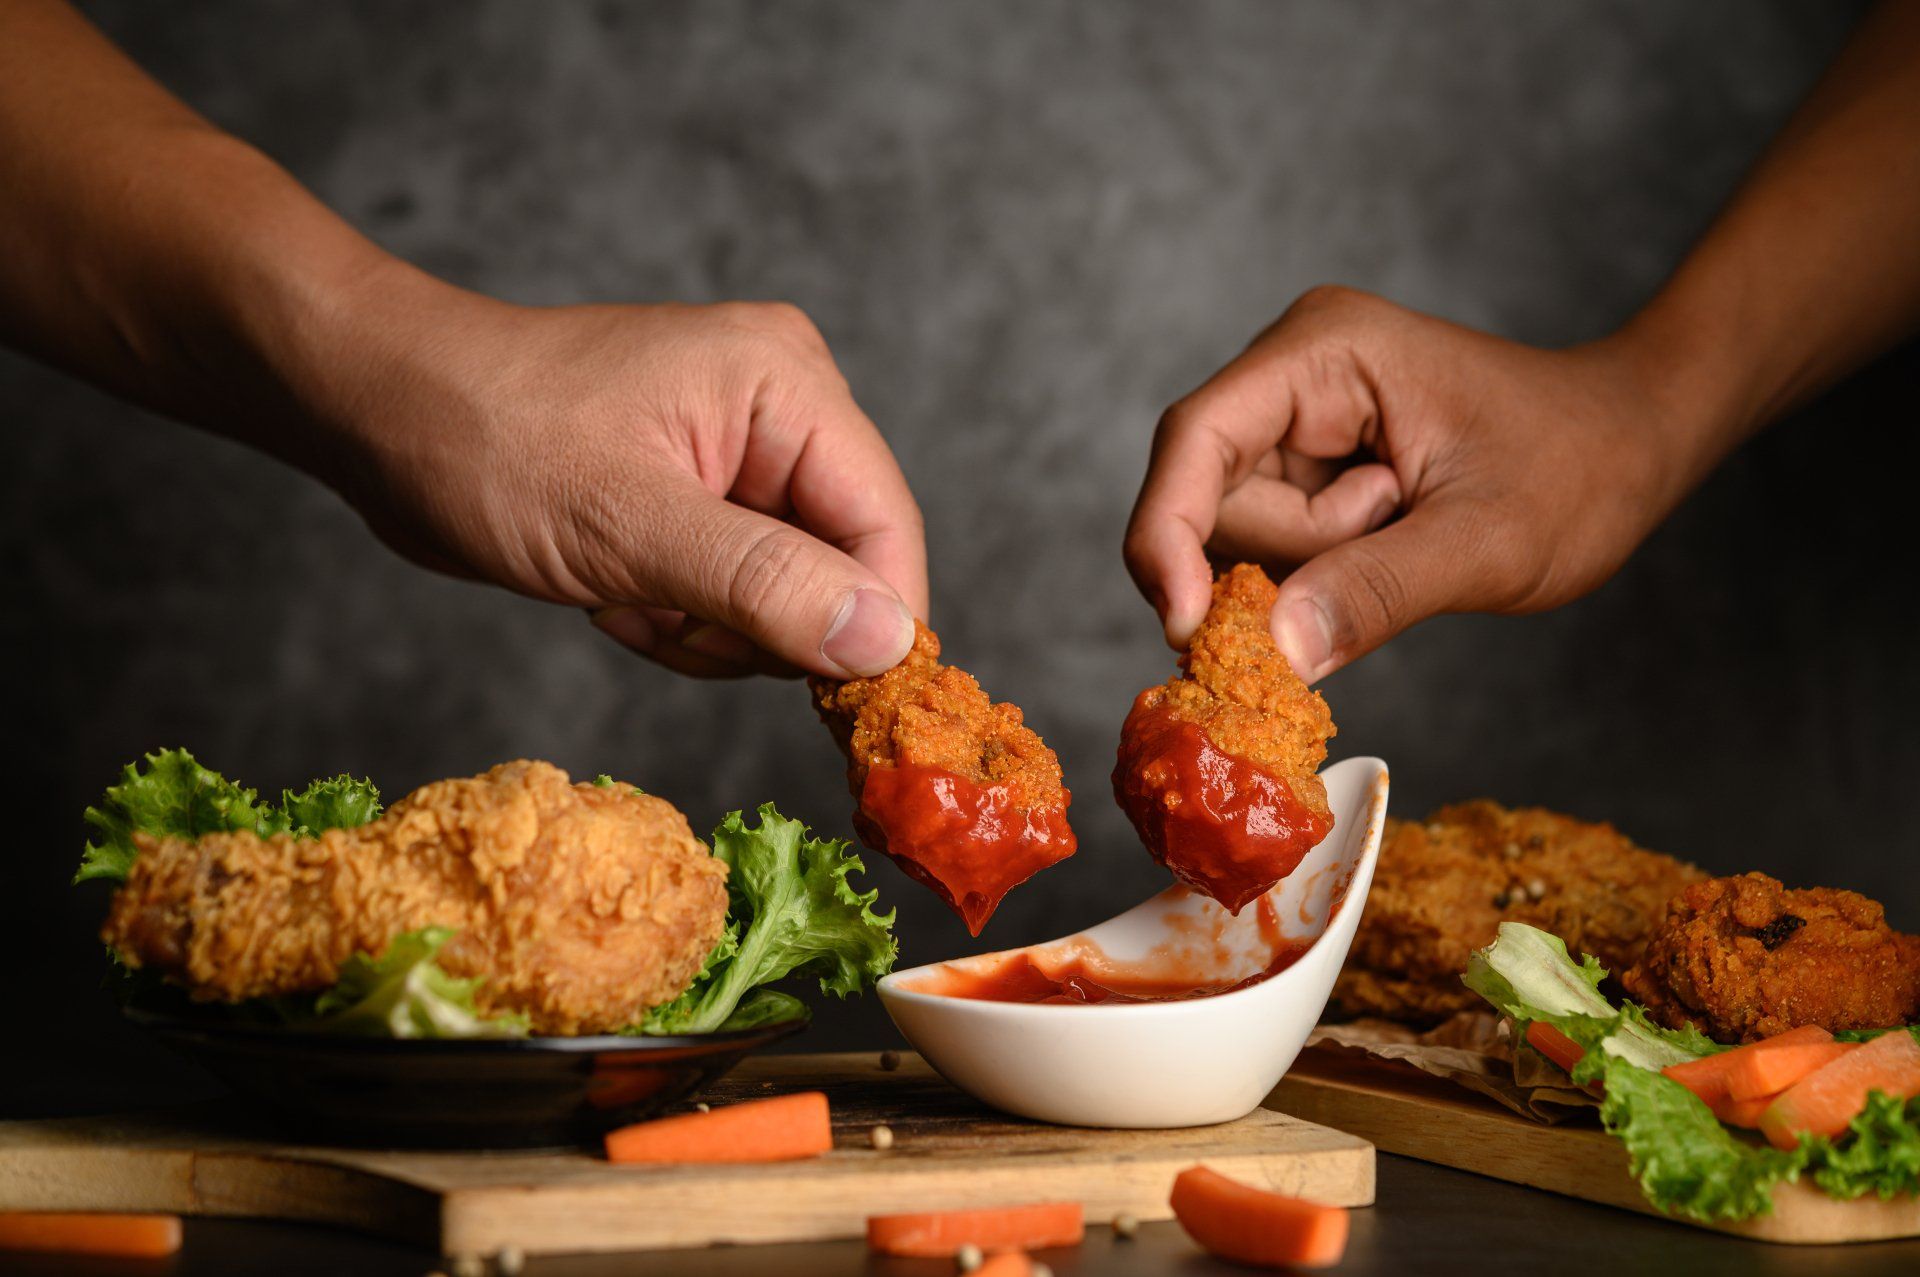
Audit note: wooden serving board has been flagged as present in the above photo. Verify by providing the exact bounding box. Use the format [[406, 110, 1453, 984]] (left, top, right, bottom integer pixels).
[[0, 1051, 1373, 1257], [1266, 1046, 1920, 1246]]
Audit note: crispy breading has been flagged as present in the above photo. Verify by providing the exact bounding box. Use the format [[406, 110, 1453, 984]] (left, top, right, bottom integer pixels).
[[810, 621, 1075, 933], [102, 760, 728, 1035], [1621, 872, 1920, 1044], [810, 621, 1067, 814], [1139, 563, 1334, 822], [1331, 801, 1703, 1024]]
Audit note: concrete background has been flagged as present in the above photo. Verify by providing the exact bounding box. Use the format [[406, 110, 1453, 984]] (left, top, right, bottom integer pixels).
[[5, 0, 1913, 1111]]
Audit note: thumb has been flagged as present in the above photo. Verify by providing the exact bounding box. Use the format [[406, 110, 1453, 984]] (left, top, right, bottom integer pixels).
[[598, 479, 917, 679], [1271, 505, 1493, 682]]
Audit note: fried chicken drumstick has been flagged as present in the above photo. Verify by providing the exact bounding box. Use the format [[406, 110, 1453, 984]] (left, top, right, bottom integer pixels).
[[1622, 872, 1920, 1044], [1113, 563, 1335, 912], [102, 760, 729, 1035], [811, 622, 1076, 935]]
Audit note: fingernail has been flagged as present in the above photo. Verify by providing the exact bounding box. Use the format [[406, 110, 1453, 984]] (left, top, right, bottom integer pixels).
[[590, 606, 655, 651], [681, 622, 756, 665], [1275, 596, 1335, 683], [1365, 494, 1397, 532], [821, 588, 914, 677]]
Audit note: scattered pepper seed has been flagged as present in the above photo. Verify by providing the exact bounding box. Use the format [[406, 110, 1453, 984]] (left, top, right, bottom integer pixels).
[[880, 1050, 902, 1072], [1502, 841, 1522, 860], [1526, 878, 1547, 901], [449, 1257, 484, 1277], [1112, 1211, 1140, 1239], [1032, 1263, 1054, 1277], [869, 1124, 895, 1151], [956, 1242, 984, 1272], [694, 1102, 710, 1113], [495, 1247, 525, 1277]]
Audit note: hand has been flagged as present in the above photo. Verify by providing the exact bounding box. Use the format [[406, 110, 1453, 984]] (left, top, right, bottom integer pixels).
[[1124, 286, 1696, 681], [305, 279, 926, 679]]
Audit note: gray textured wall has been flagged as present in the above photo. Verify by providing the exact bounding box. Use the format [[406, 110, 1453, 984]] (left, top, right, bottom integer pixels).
[[6, 0, 1913, 1111]]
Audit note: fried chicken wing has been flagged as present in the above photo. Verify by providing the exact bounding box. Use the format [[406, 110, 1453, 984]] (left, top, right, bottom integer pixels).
[[102, 760, 729, 1035], [1621, 872, 1920, 1043], [810, 621, 1076, 935], [1112, 563, 1336, 912], [1332, 801, 1703, 1024]]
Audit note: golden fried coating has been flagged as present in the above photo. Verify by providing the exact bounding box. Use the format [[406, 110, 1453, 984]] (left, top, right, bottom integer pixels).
[[1141, 563, 1334, 821], [811, 621, 1068, 814], [102, 760, 729, 1035], [1621, 872, 1920, 1044], [810, 621, 1075, 933], [1331, 801, 1703, 1024]]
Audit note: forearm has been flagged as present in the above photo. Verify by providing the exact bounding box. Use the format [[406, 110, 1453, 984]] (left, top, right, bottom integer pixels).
[[1612, 0, 1920, 491], [0, 0, 422, 478]]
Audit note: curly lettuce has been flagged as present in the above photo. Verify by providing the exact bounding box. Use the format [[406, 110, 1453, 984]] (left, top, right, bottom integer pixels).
[[638, 804, 897, 1034], [78, 748, 380, 884], [308, 927, 527, 1038]]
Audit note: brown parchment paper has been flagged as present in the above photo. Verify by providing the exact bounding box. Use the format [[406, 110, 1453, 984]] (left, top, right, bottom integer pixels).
[[1306, 1012, 1600, 1123]]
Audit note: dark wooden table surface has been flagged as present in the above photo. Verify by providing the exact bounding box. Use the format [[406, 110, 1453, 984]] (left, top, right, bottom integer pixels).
[[6, 1154, 1919, 1276]]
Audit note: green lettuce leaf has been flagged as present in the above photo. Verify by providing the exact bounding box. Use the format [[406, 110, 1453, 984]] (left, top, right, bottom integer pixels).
[[638, 804, 897, 1034], [280, 775, 383, 835], [78, 749, 380, 884], [307, 928, 527, 1039], [1807, 1092, 1920, 1200], [1464, 922, 1710, 1072]]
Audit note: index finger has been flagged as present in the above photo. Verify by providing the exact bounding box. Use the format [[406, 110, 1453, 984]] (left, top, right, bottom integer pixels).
[[1124, 350, 1305, 644]]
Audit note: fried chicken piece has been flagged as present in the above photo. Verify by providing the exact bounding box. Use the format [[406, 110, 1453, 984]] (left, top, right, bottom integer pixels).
[[1331, 801, 1703, 1024], [1112, 563, 1336, 912], [811, 621, 1076, 935], [1621, 872, 1920, 1044], [102, 760, 729, 1035]]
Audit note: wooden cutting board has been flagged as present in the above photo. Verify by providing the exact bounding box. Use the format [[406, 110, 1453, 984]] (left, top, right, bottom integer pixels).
[[1266, 1046, 1920, 1246], [0, 1051, 1373, 1257]]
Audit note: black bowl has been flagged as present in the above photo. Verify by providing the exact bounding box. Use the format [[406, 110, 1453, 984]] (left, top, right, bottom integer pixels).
[[125, 1007, 805, 1149]]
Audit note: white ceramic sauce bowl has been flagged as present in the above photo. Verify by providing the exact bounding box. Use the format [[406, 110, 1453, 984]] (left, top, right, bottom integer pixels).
[[878, 756, 1389, 1128]]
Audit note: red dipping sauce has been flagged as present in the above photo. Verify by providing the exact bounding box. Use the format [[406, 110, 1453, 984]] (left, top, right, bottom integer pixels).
[[858, 763, 1077, 936], [1112, 692, 1333, 914], [913, 896, 1309, 1004]]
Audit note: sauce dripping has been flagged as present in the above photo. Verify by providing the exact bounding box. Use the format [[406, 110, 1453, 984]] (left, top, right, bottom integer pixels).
[[858, 763, 1077, 936], [1111, 693, 1333, 913]]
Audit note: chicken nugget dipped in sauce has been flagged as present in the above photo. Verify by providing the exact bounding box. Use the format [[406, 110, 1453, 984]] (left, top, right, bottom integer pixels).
[[1114, 563, 1335, 913], [811, 622, 1076, 935]]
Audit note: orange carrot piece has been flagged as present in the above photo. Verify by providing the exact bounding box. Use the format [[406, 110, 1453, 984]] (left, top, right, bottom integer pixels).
[[974, 1252, 1036, 1277], [866, 1202, 1084, 1257], [1711, 1092, 1776, 1129], [1662, 1025, 1831, 1106], [0, 1213, 182, 1258], [1170, 1164, 1348, 1270], [1725, 1040, 1856, 1102], [1761, 1030, 1920, 1151], [604, 1091, 832, 1164], [1524, 1022, 1586, 1074]]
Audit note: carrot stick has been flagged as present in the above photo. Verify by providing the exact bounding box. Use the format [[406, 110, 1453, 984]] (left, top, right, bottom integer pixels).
[[0, 1212, 182, 1258], [1524, 1022, 1586, 1073], [604, 1091, 832, 1164], [1725, 1040, 1856, 1101], [1663, 1025, 1831, 1106], [1711, 1092, 1776, 1129], [866, 1202, 1084, 1257], [1170, 1164, 1348, 1270]]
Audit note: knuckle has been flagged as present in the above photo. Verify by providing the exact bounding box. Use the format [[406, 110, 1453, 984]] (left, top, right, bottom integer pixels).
[[725, 524, 819, 627], [1335, 542, 1412, 641]]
